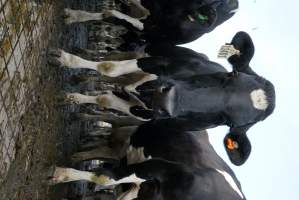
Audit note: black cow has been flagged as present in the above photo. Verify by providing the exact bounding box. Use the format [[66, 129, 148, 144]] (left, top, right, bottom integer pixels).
[[49, 31, 275, 165], [63, 0, 239, 44], [49, 120, 246, 200]]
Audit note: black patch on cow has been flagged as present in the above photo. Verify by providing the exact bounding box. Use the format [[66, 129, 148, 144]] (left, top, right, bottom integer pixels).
[[130, 106, 154, 120], [112, 91, 131, 102]]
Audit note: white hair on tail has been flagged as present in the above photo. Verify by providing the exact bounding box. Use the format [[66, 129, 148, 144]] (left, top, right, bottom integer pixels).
[[250, 89, 268, 110]]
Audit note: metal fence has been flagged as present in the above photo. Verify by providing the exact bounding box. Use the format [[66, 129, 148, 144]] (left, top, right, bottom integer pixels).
[[0, 0, 54, 183]]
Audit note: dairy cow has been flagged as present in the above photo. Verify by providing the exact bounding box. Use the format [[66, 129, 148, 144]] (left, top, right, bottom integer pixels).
[[49, 32, 275, 165], [49, 120, 246, 200], [63, 0, 239, 44]]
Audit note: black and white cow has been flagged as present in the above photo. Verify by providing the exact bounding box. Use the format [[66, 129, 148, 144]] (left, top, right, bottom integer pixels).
[[49, 31, 275, 165], [49, 120, 246, 200], [63, 0, 239, 44]]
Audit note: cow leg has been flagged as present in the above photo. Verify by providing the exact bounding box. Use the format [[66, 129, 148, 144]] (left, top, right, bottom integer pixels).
[[49, 166, 145, 186], [49, 159, 175, 185], [116, 184, 141, 200], [125, 73, 158, 94], [73, 126, 136, 162], [103, 50, 146, 61], [49, 160, 186, 200], [48, 49, 142, 77], [63, 8, 144, 30], [86, 129, 111, 137], [64, 8, 104, 24], [65, 91, 149, 121], [72, 146, 119, 162], [79, 139, 109, 151], [127, 0, 150, 19], [74, 112, 142, 127]]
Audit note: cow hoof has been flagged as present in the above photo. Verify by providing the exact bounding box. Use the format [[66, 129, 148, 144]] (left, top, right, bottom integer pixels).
[[65, 93, 80, 104], [217, 44, 240, 59], [48, 48, 63, 66], [63, 8, 80, 24], [47, 166, 65, 185]]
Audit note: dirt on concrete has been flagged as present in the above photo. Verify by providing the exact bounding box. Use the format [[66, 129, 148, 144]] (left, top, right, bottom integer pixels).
[[0, 0, 123, 199], [0, 1, 70, 199]]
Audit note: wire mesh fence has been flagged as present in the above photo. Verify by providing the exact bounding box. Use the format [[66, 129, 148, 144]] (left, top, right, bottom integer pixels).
[[0, 0, 128, 198], [0, 0, 55, 184]]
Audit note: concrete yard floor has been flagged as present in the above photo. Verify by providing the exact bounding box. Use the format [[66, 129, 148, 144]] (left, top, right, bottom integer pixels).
[[0, 0, 122, 199], [0, 1, 69, 199], [0, 63, 66, 199]]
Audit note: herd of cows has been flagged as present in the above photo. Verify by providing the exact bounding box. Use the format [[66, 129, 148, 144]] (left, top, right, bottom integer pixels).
[[47, 0, 276, 199]]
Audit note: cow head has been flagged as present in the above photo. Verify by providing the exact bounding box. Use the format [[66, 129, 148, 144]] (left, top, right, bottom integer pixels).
[[186, 0, 238, 30], [186, 1, 220, 29], [221, 32, 276, 166]]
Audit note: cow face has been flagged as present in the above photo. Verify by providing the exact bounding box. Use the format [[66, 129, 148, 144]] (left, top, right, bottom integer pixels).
[[223, 72, 275, 128], [222, 72, 275, 165]]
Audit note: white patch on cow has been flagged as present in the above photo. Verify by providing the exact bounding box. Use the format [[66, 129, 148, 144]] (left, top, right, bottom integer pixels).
[[97, 59, 142, 77], [64, 8, 103, 24], [110, 10, 144, 30], [95, 91, 149, 121], [126, 145, 152, 165], [250, 89, 268, 110], [96, 121, 112, 128], [125, 73, 158, 94], [215, 169, 244, 199], [217, 44, 240, 59]]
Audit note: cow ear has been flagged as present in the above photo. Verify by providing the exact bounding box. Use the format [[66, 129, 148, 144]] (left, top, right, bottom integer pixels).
[[224, 130, 252, 166], [228, 31, 255, 74]]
